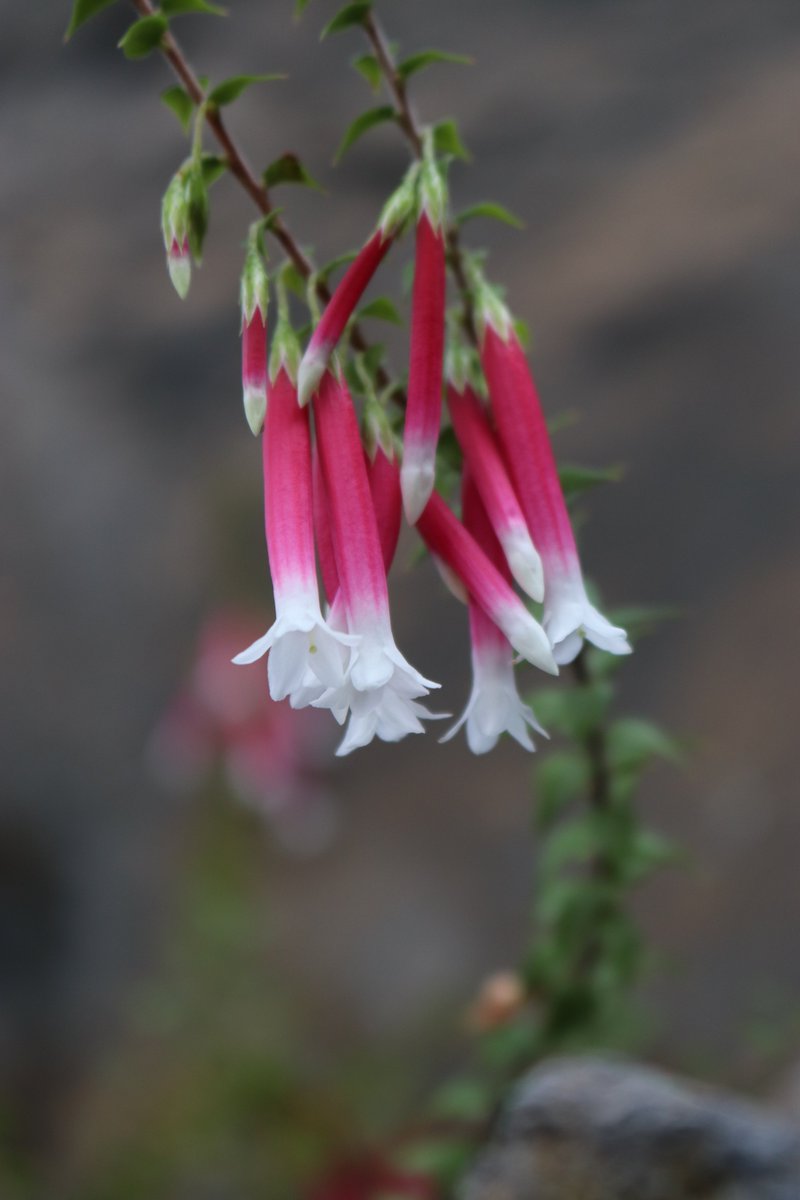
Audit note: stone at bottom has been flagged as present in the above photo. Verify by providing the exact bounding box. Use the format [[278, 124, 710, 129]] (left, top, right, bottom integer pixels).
[[462, 1057, 800, 1200]]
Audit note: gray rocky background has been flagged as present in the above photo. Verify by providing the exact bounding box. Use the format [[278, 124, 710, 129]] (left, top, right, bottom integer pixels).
[[1, 0, 800, 1183]]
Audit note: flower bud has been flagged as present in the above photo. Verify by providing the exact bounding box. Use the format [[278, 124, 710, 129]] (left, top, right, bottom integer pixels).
[[240, 238, 269, 435], [161, 170, 191, 300]]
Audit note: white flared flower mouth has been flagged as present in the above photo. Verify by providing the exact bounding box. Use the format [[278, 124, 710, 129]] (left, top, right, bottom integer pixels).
[[543, 570, 631, 665], [309, 626, 444, 753], [441, 654, 547, 755], [232, 603, 358, 704], [335, 687, 449, 757]]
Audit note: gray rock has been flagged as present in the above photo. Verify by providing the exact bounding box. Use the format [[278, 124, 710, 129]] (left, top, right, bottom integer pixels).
[[462, 1058, 800, 1200]]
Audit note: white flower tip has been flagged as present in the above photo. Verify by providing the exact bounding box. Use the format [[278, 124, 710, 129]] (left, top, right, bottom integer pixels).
[[297, 349, 327, 408], [231, 631, 272, 665], [243, 385, 267, 436], [512, 617, 559, 676], [432, 554, 468, 605], [504, 535, 545, 604], [167, 255, 191, 300], [401, 457, 436, 525]]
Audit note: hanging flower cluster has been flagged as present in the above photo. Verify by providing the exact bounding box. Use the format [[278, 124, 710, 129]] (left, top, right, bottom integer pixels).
[[234, 140, 630, 757]]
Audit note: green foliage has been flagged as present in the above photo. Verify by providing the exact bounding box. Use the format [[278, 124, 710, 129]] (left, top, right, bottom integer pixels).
[[161, 0, 227, 14], [529, 679, 614, 741], [455, 201, 525, 230], [118, 13, 168, 59], [207, 74, 286, 108], [432, 118, 470, 162], [64, 0, 119, 41], [535, 751, 590, 827], [356, 297, 403, 325], [320, 1, 372, 40], [161, 84, 194, 131], [263, 153, 322, 191], [351, 52, 382, 92], [559, 463, 624, 500], [396, 50, 473, 81], [334, 106, 396, 163], [199, 153, 227, 186]]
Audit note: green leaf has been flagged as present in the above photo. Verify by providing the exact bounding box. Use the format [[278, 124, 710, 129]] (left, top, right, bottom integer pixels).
[[351, 52, 382, 91], [263, 152, 322, 191], [529, 681, 614, 741], [65, 0, 118, 40], [118, 13, 168, 59], [200, 153, 226, 186], [456, 201, 524, 230], [397, 49, 473, 81], [623, 829, 680, 882], [535, 751, 589, 827], [607, 718, 682, 773], [539, 815, 602, 876], [559, 463, 624, 500], [608, 604, 682, 641], [432, 118, 470, 162], [319, 250, 358, 283], [207, 74, 286, 108], [356, 297, 403, 325], [320, 0, 372, 39], [294, 0, 313, 14], [161, 85, 194, 131], [161, 0, 226, 14], [334, 105, 396, 163]]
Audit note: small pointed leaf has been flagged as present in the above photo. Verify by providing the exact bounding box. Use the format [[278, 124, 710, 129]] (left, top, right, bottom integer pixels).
[[161, 85, 194, 131], [432, 118, 470, 162], [118, 13, 168, 59], [200, 153, 227, 186], [456, 201, 524, 229], [334, 105, 396, 163], [318, 251, 358, 285], [263, 153, 322, 191], [161, 0, 226, 13], [607, 718, 683, 772], [320, 1, 372, 39], [351, 52, 382, 91], [294, 0, 313, 15], [207, 73, 286, 108], [397, 49, 473, 81], [65, 0, 119, 40], [559, 463, 624, 500], [357, 297, 403, 325]]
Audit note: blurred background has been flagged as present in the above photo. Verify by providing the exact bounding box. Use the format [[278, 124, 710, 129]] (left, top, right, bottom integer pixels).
[[2, 0, 800, 1195]]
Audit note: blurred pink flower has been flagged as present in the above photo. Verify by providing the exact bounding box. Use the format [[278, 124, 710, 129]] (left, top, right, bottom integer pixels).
[[148, 611, 337, 851]]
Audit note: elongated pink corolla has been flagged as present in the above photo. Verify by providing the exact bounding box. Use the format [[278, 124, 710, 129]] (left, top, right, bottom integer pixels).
[[232, 365, 354, 704], [416, 490, 557, 676], [298, 165, 420, 407], [443, 474, 547, 753], [480, 311, 630, 665], [446, 380, 543, 601], [313, 371, 440, 754], [366, 445, 403, 573], [401, 210, 446, 524]]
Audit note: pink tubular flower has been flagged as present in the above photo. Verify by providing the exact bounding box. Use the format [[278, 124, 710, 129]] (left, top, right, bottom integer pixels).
[[232, 355, 355, 704], [313, 371, 441, 755], [239, 233, 269, 435], [298, 165, 420, 407], [416, 490, 557, 676], [442, 474, 548, 754], [400, 159, 447, 523], [478, 293, 630, 665], [446, 378, 544, 601], [366, 444, 403, 573]]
